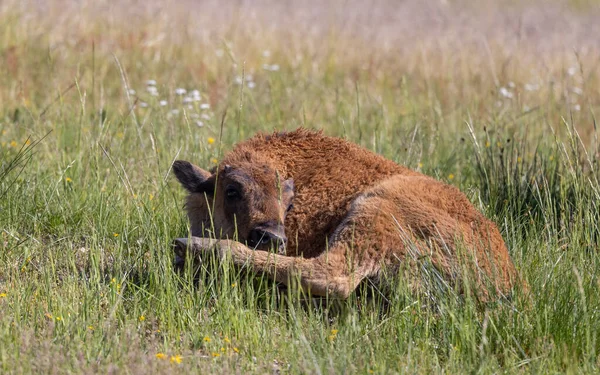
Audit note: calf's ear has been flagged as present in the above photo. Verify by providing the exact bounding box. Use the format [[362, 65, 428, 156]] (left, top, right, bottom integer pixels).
[[172, 160, 215, 194], [281, 178, 295, 204], [282, 178, 294, 193]]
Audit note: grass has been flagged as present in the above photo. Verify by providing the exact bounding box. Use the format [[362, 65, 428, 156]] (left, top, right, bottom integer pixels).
[[1, 0, 600, 373]]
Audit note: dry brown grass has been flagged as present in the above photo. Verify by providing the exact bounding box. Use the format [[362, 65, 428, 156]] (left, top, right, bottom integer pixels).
[[2, 0, 599, 143]]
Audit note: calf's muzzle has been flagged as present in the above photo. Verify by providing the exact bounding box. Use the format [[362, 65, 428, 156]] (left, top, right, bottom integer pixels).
[[247, 223, 287, 253]]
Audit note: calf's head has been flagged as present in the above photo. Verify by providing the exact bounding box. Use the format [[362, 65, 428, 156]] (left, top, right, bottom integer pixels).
[[173, 160, 294, 253]]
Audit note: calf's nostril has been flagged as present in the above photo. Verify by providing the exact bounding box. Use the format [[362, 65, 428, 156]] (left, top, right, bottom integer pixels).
[[248, 228, 286, 248], [247, 229, 263, 247], [259, 234, 271, 245]]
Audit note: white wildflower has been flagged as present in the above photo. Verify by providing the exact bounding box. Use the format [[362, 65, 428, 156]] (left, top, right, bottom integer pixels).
[[573, 104, 581, 111], [567, 67, 577, 76], [139, 102, 148, 108], [170, 109, 180, 115], [507, 81, 515, 88], [200, 103, 210, 110], [262, 50, 271, 58], [524, 83, 539, 92], [196, 121, 204, 127], [146, 79, 157, 86], [247, 81, 256, 89], [128, 89, 136, 95], [175, 88, 187, 96], [159, 100, 168, 106], [263, 64, 280, 72], [234, 76, 243, 85], [183, 97, 193, 104], [201, 113, 211, 120], [147, 86, 159, 96], [499, 87, 513, 99]]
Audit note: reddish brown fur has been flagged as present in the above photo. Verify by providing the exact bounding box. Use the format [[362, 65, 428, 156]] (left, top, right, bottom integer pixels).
[[173, 129, 519, 299]]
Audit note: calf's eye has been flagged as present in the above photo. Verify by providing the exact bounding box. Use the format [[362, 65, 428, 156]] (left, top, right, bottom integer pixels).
[[286, 203, 294, 213], [225, 185, 241, 201]]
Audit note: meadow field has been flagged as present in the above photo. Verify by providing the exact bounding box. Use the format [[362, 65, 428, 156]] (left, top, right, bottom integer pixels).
[[1, 0, 600, 373]]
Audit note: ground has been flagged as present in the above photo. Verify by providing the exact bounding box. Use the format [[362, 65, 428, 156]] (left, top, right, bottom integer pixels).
[[0, 0, 599, 373]]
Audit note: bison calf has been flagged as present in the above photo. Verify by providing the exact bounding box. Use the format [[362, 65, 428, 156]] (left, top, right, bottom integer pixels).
[[173, 129, 519, 299]]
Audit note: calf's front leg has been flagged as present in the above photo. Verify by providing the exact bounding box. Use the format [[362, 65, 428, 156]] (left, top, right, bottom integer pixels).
[[173, 237, 367, 299]]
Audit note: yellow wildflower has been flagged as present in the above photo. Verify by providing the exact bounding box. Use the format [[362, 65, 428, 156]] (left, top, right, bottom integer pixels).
[[113, 233, 119, 237], [329, 328, 339, 342], [0, 293, 6, 298], [65, 177, 72, 183], [224, 337, 231, 344], [203, 336, 211, 342], [88, 326, 94, 331], [148, 194, 154, 201], [170, 355, 182, 364], [448, 174, 455, 180], [233, 347, 239, 353], [220, 347, 225, 352], [210, 157, 218, 164], [156, 353, 166, 360], [211, 352, 220, 357], [207, 137, 215, 145], [9, 140, 17, 148], [139, 315, 145, 321], [56, 316, 62, 321], [485, 141, 491, 148], [45, 313, 53, 320]]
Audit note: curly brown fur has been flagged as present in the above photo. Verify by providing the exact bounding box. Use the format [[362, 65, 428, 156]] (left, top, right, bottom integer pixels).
[[173, 129, 520, 299]]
